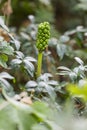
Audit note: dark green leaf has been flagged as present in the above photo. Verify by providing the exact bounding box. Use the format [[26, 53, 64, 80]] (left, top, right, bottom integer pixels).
[[25, 81, 37, 88], [11, 59, 22, 65], [24, 60, 35, 77], [0, 41, 14, 55], [0, 72, 14, 79], [56, 44, 67, 60]]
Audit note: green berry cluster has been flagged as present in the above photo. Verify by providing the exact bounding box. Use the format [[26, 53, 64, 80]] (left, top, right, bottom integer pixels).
[[36, 22, 50, 52]]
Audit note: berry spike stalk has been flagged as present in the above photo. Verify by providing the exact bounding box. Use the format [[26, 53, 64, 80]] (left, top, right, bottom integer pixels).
[[36, 22, 50, 78]]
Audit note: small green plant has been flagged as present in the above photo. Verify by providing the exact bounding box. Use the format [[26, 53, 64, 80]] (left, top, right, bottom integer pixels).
[[57, 57, 87, 82], [11, 51, 36, 77], [36, 22, 50, 77], [25, 73, 58, 101]]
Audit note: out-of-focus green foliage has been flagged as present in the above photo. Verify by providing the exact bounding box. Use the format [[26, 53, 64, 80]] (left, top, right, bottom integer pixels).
[[0, 0, 54, 27], [1, 1, 87, 129], [76, 0, 87, 11], [1, 92, 87, 130], [67, 80, 87, 102], [0, 99, 49, 130], [35, 5, 54, 23], [51, 0, 87, 31]]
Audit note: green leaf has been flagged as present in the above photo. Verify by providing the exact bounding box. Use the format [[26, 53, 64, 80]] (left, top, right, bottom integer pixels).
[[0, 54, 8, 68], [56, 44, 67, 60], [57, 66, 71, 72], [74, 57, 84, 65], [0, 22, 9, 32], [38, 81, 56, 101], [11, 59, 22, 65], [16, 51, 24, 59], [0, 72, 14, 92], [0, 101, 18, 130], [32, 124, 49, 130], [1, 89, 53, 130], [0, 100, 37, 130], [24, 56, 36, 62], [0, 72, 14, 79], [67, 82, 87, 101], [24, 59, 35, 77], [32, 102, 50, 121], [0, 41, 14, 55], [25, 81, 37, 88], [45, 84, 56, 101]]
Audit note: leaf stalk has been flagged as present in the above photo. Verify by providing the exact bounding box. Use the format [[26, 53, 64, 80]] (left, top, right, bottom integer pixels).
[[37, 52, 43, 78]]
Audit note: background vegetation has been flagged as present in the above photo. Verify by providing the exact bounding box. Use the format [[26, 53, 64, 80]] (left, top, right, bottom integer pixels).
[[0, 0, 87, 130]]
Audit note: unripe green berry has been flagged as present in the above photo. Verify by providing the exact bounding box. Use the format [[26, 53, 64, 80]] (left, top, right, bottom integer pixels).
[[36, 22, 50, 52]]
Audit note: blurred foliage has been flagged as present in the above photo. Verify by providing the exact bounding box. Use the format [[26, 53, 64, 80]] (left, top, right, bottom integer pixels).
[[1, 1, 87, 130], [67, 80, 87, 102], [0, 0, 54, 27], [76, 0, 87, 11], [35, 4, 54, 23], [1, 91, 87, 130], [1, 0, 87, 31], [51, 0, 87, 31]]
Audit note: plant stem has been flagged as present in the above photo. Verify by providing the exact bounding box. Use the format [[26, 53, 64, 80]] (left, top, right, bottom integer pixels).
[[4, 15, 9, 26], [37, 52, 43, 78]]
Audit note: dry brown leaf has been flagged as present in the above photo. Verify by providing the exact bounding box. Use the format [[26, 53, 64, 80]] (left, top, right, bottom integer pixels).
[[21, 97, 32, 105]]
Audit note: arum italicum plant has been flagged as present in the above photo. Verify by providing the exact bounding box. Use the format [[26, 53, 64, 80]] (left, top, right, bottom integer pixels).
[[36, 22, 50, 77]]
